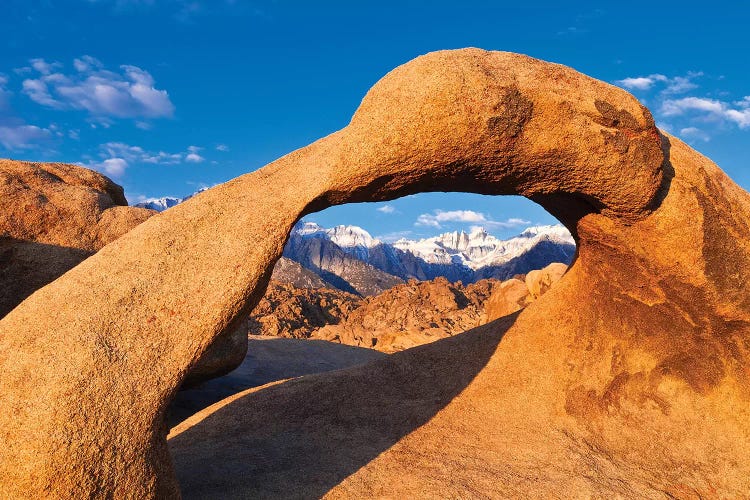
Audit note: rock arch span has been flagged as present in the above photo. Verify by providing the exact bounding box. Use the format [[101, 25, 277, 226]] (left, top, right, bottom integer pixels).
[[1, 49, 749, 497]]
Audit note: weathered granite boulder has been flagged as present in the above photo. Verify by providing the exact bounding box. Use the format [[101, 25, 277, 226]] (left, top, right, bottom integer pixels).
[[2, 49, 749, 498]]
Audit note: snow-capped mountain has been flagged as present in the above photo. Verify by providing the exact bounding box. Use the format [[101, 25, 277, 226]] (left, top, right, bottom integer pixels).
[[134, 187, 209, 212], [134, 196, 183, 212], [291, 222, 380, 261], [130, 186, 575, 293], [284, 221, 576, 290], [392, 225, 574, 271]]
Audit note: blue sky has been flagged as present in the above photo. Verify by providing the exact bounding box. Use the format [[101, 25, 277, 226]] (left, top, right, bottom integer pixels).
[[1, 1, 748, 241]]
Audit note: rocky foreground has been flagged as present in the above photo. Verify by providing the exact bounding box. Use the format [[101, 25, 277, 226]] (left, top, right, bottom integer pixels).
[[251, 263, 566, 353], [2, 49, 749, 498]]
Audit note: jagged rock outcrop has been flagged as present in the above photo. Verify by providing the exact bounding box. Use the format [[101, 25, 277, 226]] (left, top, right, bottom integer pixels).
[[2, 49, 749, 498], [270, 256, 333, 289], [252, 270, 564, 352], [248, 280, 360, 338], [0, 159, 248, 388], [481, 277, 533, 321], [525, 261, 569, 299], [314, 277, 500, 352], [284, 230, 403, 295]]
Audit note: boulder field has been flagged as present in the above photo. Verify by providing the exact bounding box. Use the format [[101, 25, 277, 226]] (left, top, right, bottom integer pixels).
[[1, 49, 749, 497]]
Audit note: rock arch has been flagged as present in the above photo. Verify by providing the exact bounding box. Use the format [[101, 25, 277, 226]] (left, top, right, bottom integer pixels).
[[2, 49, 749, 497]]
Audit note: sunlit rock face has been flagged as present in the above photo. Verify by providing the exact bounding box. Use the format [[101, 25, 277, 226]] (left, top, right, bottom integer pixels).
[[2, 49, 750, 498], [0, 159, 249, 390]]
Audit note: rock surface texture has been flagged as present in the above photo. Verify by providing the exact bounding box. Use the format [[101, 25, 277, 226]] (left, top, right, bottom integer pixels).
[[0, 160, 249, 389], [2, 49, 749, 498], [313, 277, 502, 352], [0, 160, 154, 317], [248, 280, 361, 338]]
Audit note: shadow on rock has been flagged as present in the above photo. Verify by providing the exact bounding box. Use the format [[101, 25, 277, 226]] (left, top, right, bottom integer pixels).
[[168, 313, 516, 499], [168, 335, 388, 428], [0, 237, 92, 318]]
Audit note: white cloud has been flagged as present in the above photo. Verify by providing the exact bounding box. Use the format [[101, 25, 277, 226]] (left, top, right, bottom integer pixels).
[[101, 141, 200, 164], [615, 72, 700, 95], [725, 108, 750, 128], [679, 127, 711, 142], [661, 97, 724, 116], [73, 55, 102, 73], [81, 142, 207, 177], [616, 75, 666, 91], [662, 74, 701, 95], [21, 56, 174, 122], [416, 209, 487, 228], [97, 158, 128, 177], [661, 96, 750, 129], [415, 209, 529, 230], [377, 204, 396, 214], [0, 75, 54, 150], [0, 124, 52, 150], [215, 144, 229, 152], [185, 153, 204, 163], [616, 71, 750, 134], [185, 145, 204, 163], [29, 58, 62, 76]]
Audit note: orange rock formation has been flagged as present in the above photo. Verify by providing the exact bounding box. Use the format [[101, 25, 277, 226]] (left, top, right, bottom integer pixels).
[[1, 49, 748, 497]]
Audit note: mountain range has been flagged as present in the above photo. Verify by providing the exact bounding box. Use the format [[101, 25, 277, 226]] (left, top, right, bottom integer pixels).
[[285, 221, 575, 294], [137, 193, 576, 296]]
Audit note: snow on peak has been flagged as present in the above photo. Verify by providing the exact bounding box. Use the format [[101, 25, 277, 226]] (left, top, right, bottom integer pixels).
[[392, 224, 573, 270], [135, 196, 182, 212], [324, 225, 380, 249], [295, 221, 325, 236], [469, 226, 488, 237], [518, 225, 574, 243], [134, 186, 212, 212]]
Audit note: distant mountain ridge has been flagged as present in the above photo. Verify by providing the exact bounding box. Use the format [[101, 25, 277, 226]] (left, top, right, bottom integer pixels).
[[285, 221, 575, 293], [136, 192, 575, 294], [134, 187, 208, 211]]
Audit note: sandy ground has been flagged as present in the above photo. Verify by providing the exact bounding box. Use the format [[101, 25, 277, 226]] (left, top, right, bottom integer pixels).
[[168, 335, 387, 428]]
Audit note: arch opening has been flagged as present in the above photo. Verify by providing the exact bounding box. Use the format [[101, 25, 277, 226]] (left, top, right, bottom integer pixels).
[[0, 49, 669, 498]]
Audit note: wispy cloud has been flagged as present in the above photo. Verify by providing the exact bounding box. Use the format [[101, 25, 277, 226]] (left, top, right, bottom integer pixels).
[[0, 124, 52, 150], [661, 96, 750, 128], [615, 72, 701, 94], [556, 8, 605, 37], [89, 157, 128, 177], [215, 144, 229, 152], [377, 204, 396, 214], [85, 0, 258, 23], [0, 74, 54, 150], [376, 230, 413, 243], [19, 56, 174, 125], [679, 127, 711, 142], [82, 141, 207, 178], [415, 209, 529, 230], [185, 145, 205, 163], [614, 71, 749, 142]]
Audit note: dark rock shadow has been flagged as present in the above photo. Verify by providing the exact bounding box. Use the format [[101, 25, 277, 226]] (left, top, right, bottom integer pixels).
[[168, 336, 387, 428], [168, 313, 517, 499], [0, 237, 92, 318]]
